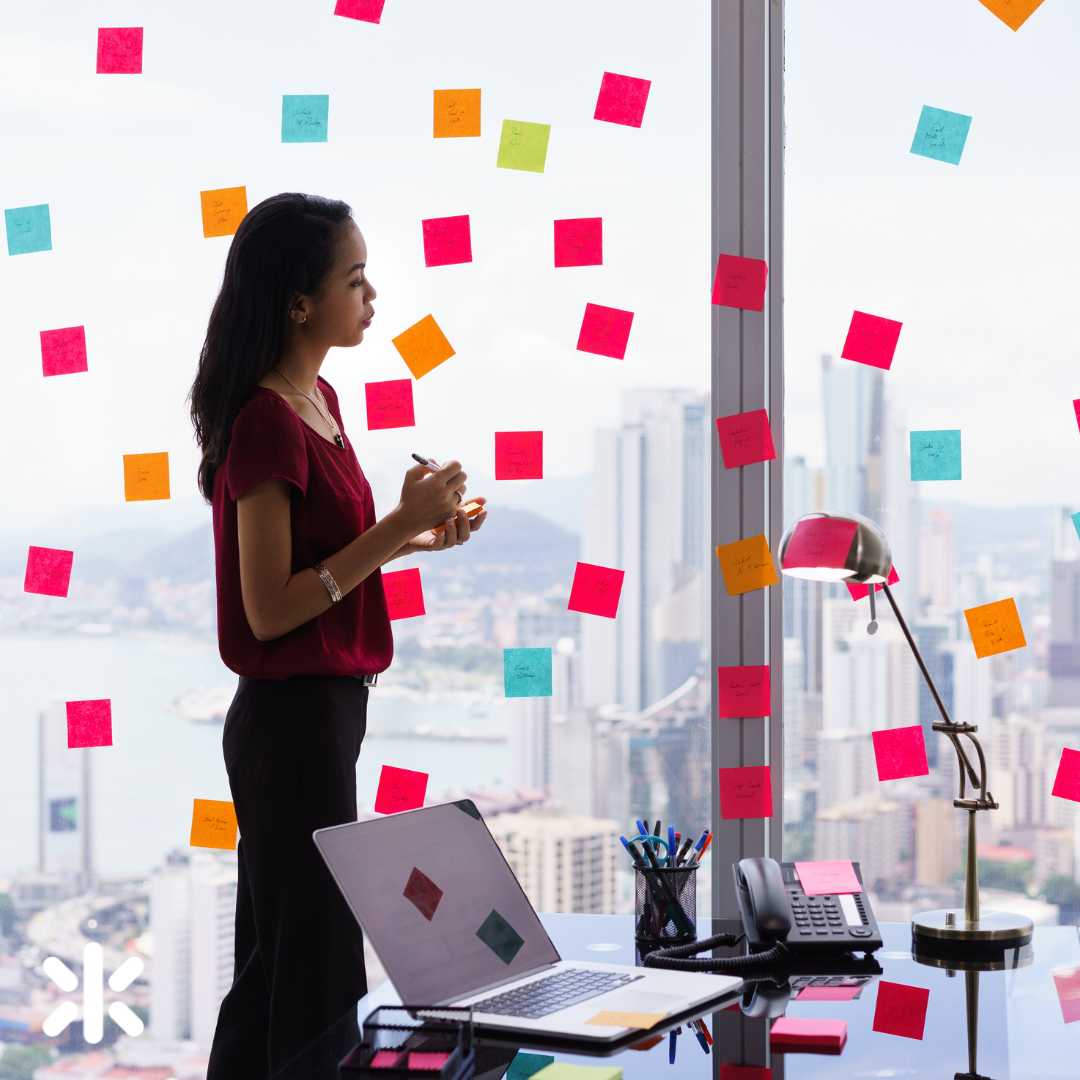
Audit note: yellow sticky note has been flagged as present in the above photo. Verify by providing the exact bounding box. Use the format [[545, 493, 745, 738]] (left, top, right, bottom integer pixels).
[[585, 1010, 666, 1030], [190, 798, 238, 850], [392, 314, 455, 379], [715, 534, 779, 595], [532, 1065, 622, 1080], [964, 597, 1026, 658], [123, 452, 170, 501], [976, 0, 1045, 32], [199, 186, 248, 238], [434, 88, 481, 137]]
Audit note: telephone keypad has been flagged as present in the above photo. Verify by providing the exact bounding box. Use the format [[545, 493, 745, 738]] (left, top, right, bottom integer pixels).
[[788, 888, 862, 941]]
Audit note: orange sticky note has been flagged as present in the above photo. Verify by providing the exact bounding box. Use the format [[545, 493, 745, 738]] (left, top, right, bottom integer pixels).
[[199, 186, 248, 238], [716, 535, 779, 595], [190, 798, 238, 850], [585, 1010, 666, 1029], [433, 88, 481, 138], [392, 314, 455, 379], [964, 597, 1026, 659], [123, 452, 170, 501], [976, 0, 1045, 31]]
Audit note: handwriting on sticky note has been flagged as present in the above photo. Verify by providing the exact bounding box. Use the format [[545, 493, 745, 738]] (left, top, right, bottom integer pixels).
[[910, 429, 962, 481], [716, 409, 776, 468], [382, 567, 425, 620], [365, 379, 415, 430], [841, 310, 903, 370], [594, 71, 652, 128], [585, 1009, 666, 1029], [711, 253, 768, 311], [190, 798, 238, 850], [568, 561, 625, 618], [794, 860, 861, 896], [40, 325, 88, 376], [716, 535, 779, 596], [964, 597, 1026, 658], [554, 217, 602, 266], [433, 88, 481, 137], [577, 302, 634, 360], [374, 764, 428, 814], [910, 105, 972, 165], [719, 765, 772, 819], [872, 725, 929, 781], [496, 431, 543, 479], [504, 647, 553, 697], [392, 314, 455, 379], [872, 981, 930, 1040], [717, 665, 770, 718], [199, 186, 248, 238], [123, 451, 170, 501], [496, 118, 551, 172]]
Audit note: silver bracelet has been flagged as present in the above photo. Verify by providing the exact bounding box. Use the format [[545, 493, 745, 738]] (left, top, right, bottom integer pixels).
[[313, 561, 342, 604]]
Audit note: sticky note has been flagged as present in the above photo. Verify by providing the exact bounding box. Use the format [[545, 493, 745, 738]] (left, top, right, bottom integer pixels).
[[190, 798, 238, 850], [281, 94, 329, 143], [568, 561, 625, 618], [434, 88, 481, 137], [123, 452, 170, 501], [717, 665, 770, 718], [719, 765, 772, 819], [781, 516, 857, 574], [496, 431, 543, 479], [1053, 967, 1080, 1023], [504, 648, 553, 698], [422, 214, 472, 266], [1073, 512, 1080, 542], [720, 1068, 772, 1080], [381, 567, 425, 620], [1073, 398, 1080, 433], [872, 725, 929, 781], [911, 105, 972, 166], [964, 597, 1026, 658], [910, 429, 961, 481], [577, 302, 634, 359], [365, 379, 415, 430], [369, 1049, 401, 1067], [5, 203, 52, 256], [532, 1066, 622, 1080], [41, 326, 88, 376], [1051, 747, 1080, 803], [199, 186, 248, 239], [374, 765, 428, 814], [769, 1017, 847, 1050], [333, 0, 386, 23], [497, 119, 550, 172], [96, 26, 143, 74], [594, 71, 651, 127], [66, 699, 113, 749], [408, 1052, 450, 1070], [977, 0, 1045, 32], [716, 409, 777, 468], [797, 985, 862, 1001], [403, 866, 443, 921], [841, 311, 903, 370], [24, 546, 74, 597], [711, 254, 768, 311], [508, 1052, 557, 1079], [392, 314, 455, 379], [585, 1010, 665, 1029], [872, 980, 929, 1040], [554, 217, 602, 267], [476, 909, 525, 964], [716, 535, 780, 596], [847, 565, 899, 601], [794, 860, 861, 896]]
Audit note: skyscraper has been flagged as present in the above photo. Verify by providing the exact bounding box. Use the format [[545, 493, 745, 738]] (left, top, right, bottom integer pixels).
[[38, 701, 94, 891], [1048, 507, 1080, 707]]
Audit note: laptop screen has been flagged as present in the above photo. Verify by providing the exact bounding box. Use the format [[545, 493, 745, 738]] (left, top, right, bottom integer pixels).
[[313, 799, 561, 1005]]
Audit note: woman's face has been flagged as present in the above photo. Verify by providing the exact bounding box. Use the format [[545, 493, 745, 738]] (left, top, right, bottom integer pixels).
[[312, 220, 378, 346]]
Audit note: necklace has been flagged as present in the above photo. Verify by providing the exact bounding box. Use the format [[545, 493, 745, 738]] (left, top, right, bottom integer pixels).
[[272, 368, 345, 449]]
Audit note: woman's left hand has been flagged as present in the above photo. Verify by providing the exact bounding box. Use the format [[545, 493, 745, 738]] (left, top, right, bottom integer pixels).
[[410, 496, 488, 552]]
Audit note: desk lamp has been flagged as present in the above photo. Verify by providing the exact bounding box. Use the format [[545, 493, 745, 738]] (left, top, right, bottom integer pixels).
[[778, 512, 1033, 952]]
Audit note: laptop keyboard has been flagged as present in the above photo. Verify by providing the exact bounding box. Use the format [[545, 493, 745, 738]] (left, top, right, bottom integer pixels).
[[469, 968, 644, 1019]]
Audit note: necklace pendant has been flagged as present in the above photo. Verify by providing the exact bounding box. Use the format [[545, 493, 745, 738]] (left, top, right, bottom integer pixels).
[[335, 434, 345, 449]]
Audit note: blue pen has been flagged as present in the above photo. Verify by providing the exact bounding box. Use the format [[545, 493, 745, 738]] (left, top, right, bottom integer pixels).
[[692, 1022, 709, 1055], [691, 828, 710, 854], [667, 825, 676, 868], [636, 819, 649, 838], [669, 1026, 679, 1065]]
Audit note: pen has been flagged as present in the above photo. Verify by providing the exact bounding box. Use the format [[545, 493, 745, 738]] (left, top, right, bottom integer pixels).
[[695, 1018, 714, 1047], [688, 831, 713, 867], [675, 836, 694, 867], [691, 1022, 710, 1055], [667, 825, 676, 868], [411, 452, 440, 469], [653, 820, 662, 838], [639, 838, 695, 937], [636, 819, 649, 838], [669, 1027, 679, 1065]]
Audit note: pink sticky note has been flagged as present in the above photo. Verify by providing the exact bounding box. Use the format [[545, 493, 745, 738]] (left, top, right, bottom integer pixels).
[[96, 27, 143, 74], [365, 379, 415, 430], [719, 765, 772, 820], [770, 1017, 847, 1050], [720, 1067, 772, 1080], [374, 765, 429, 814], [841, 311, 903, 370], [1073, 399, 1080, 434], [407, 1051, 450, 1070], [24, 546, 74, 597], [872, 725, 929, 781], [781, 517, 858, 575], [333, 0, 386, 23], [594, 71, 651, 127], [41, 326, 88, 376], [717, 665, 770, 718], [369, 1049, 401, 1068], [577, 302, 634, 359], [847, 565, 900, 601], [568, 561, 625, 618], [495, 431, 543, 479], [797, 985, 862, 1002], [872, 981, 930, 1040], [403, 866, 444, 921], [1053, 968, 1080, 1023], [794, 860, 861, 896], [1052, 747, 1080, 803], [66, 699, 113, 749], [712, 254, 769, 312], [382, 567, 425, 620], [554, 217, 603, 267], [716, 409, 777, 468], [422, 214, 472, 267]]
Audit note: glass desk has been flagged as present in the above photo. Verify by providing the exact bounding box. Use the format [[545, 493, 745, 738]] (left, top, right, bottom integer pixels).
[[353, 913, 1080, 1078]]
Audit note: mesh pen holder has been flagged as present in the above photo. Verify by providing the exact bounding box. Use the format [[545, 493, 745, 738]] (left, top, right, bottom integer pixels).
[[634, 864, 699, 948]]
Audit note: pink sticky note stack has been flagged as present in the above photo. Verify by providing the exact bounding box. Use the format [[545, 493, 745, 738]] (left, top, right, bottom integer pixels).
[[797, 985, 862, 1002], [770, 1017, 847, 1051], [568, 561, 625, 618], [872, 980, 930, 1040], [594, 71, 652, 127], [374, 765, 429, 814], [1053, 968, 1080, 1023], [717, 665, 770, 718], [368, 1049, 401, 1068], [495, 431, 543, 479], [381, 567, 425, 620], [841, 311, 903, 370], [712, 254, 769, 311], [96, 27, 143, 74], [41, 326, 88, 376], [421, 214, 472, 266], [333, 0, 386, 24], [847, 565, 900, 601], [66, 699, 113, 748], [719, 765, 772, 819], [720, 1067, 773, 1080], [872, 725, 929, 781], [794, 860, 861, 896], [1052, 747, 1080, 803], [716, 409, 777, 468], [577, 302, 634, 359], [365, 379, 415, 430], [781, 517, 857, 574], [24, 546, 74, 597], [554, 217, 603, 267], [407, 1051, 450, 1070]]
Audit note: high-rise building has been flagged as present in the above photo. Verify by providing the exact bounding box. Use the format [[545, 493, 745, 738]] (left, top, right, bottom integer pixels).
[[919, 508, 955, 612], [814, 793, 913, 893], [38, 701, 94, 892], [1048, 508, 1080, 706], [514, 637, 580, 794]]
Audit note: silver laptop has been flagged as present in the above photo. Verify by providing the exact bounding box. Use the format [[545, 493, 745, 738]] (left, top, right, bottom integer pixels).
[[312, 799, 741, 1042]]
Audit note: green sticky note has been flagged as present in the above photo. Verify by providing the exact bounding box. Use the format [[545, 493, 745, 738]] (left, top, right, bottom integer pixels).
[[497, 119, 550, 172], [504, 647, 553, 698], [531, 1064, 623, 1080], [281, 94, 329, 143], [475, 909, 525, 964], [910, 105, 972, 165], [507, 1052, 556, 1079], [910, 429, 962, 481], [5, 203, 52, 255]]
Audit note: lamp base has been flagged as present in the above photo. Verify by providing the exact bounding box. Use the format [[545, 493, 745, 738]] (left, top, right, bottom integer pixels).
[[912, 909, 1033, 950]]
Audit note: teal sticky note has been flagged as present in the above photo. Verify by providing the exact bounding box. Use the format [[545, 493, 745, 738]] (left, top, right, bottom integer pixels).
[[282, 94, 329, 143], [1072, 512, 1080, 541], [504, 647, 552, 698], [910, 429, 962, 481], [910, 105, 972, 165], [496, 119, 550, 173], [5, 203, 52, 255], [476, 909, 525, 964], [507, 1052, 556, 1080]]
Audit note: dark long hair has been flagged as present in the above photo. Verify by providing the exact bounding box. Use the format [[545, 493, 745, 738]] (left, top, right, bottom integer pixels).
[[187, 192, 354, 502]]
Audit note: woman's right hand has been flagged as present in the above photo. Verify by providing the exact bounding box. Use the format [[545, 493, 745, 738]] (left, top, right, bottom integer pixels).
[[396, 460, 467, 533]]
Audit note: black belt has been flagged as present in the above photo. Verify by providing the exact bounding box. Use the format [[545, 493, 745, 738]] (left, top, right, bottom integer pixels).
[[352, 672, 378, 686]]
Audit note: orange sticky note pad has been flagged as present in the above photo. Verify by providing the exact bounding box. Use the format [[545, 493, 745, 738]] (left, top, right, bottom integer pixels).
[[716, 534, 779, 595], [964, 597, 1026, 658], [433, 88, 481, 137], [392, 314, 455, 378], [585, 1010, 666, 1029], [190, 798, 238, 850], [976, 0, 1045, 32], [200, 186, 248, 238], [123, 452, 170, 501]]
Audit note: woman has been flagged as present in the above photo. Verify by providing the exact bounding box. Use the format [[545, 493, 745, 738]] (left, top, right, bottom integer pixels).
[[188, 192, 487, 1078]]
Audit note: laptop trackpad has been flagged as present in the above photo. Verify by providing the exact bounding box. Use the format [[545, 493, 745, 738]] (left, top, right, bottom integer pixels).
[[593, 989, 686, 1017]]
